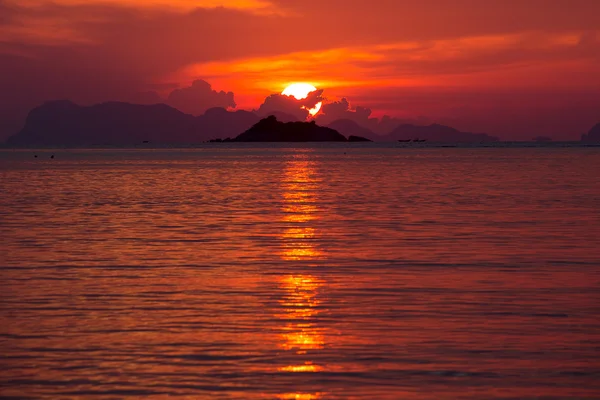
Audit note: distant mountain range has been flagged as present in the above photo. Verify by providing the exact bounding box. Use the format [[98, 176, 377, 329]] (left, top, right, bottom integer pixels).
[[326, 119, 377, 140], [6, 100, 598, 145], [6, 101, 259, 146], [326, 119, 500, 142], [384, 123, 499, 142], [581, 123, 600, 142]]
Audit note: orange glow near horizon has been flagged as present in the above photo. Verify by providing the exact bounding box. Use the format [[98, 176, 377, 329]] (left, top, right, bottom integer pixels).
[[12, 0, 274, 12], [175, 30, 600, 111]]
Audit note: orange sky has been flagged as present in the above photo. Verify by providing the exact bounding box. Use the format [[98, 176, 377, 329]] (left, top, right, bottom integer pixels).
[[0, 0, 599, 139]]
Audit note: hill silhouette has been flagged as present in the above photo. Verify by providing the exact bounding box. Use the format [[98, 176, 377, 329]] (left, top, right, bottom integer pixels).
[[382, 123, 499, 142], [233, 116, 347, 142], [327, 119, 377, 141], [6, 100, 503, 145], [198, 107, 260, 141], [581, 123, 600, 142], [6, 101, 258, 145], [7, 101, 197, 145]]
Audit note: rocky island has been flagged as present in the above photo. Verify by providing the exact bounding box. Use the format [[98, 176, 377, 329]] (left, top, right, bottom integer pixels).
[[231, 116, 349, 142]]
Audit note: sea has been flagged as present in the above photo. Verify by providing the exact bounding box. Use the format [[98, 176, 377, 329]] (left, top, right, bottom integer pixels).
[[1, 144, 599, 399]]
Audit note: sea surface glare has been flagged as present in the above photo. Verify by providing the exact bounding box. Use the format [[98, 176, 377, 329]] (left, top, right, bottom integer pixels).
[[1, 146, 599, 399]]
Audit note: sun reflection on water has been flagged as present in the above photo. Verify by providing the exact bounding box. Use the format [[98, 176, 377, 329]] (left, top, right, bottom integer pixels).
[[276, 153, 328, 397], [276, 393, 324, 400], [278, 362, 324, 373], [279, 275, 325, 352], [280, 156, 322, 261]]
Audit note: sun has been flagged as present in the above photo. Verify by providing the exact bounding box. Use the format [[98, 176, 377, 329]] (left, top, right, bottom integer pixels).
[[282, 83, 317, 100], [282, 83, 322, 117]]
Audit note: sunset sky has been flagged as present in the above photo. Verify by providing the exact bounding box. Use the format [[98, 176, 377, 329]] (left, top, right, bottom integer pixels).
[[1, 0, 599, 140]]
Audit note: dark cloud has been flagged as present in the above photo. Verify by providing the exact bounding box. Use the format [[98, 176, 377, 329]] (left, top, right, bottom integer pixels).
[[128, 80, 238, 113], [167, 80, 235, 115], [327, 99, 371, 121], [256, 89, 324, 120], [316, 98, 422, 134]]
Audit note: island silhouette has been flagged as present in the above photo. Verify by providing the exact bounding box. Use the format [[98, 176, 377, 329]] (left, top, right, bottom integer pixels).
[[209, 117, 373, 142], [382, 124, 497, 142], [7, 101, 266, 146], [5, 100, 598, 145], [581, 123, 600, 142], [230, 115, 347, 142]]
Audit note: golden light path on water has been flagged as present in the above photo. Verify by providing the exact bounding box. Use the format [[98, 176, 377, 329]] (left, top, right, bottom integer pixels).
[[276, 152, 326, 399]]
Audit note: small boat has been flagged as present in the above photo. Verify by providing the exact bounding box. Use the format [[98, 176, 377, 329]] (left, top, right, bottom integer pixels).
[[398, 139, 411, 143], [413, 139, 427, 143]]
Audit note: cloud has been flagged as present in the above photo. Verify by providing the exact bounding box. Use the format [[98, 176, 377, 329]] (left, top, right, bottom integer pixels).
[[166, 79, 235, 115], [316, 98, 425, 134], [8, 0, 275, 13], [318, 98, 371, 123], [256, 89, 323, 120], [186, 31, 600, 93]]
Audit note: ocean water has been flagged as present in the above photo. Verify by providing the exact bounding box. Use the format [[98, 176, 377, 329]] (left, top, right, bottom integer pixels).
[[1, 146, 599, 399]]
